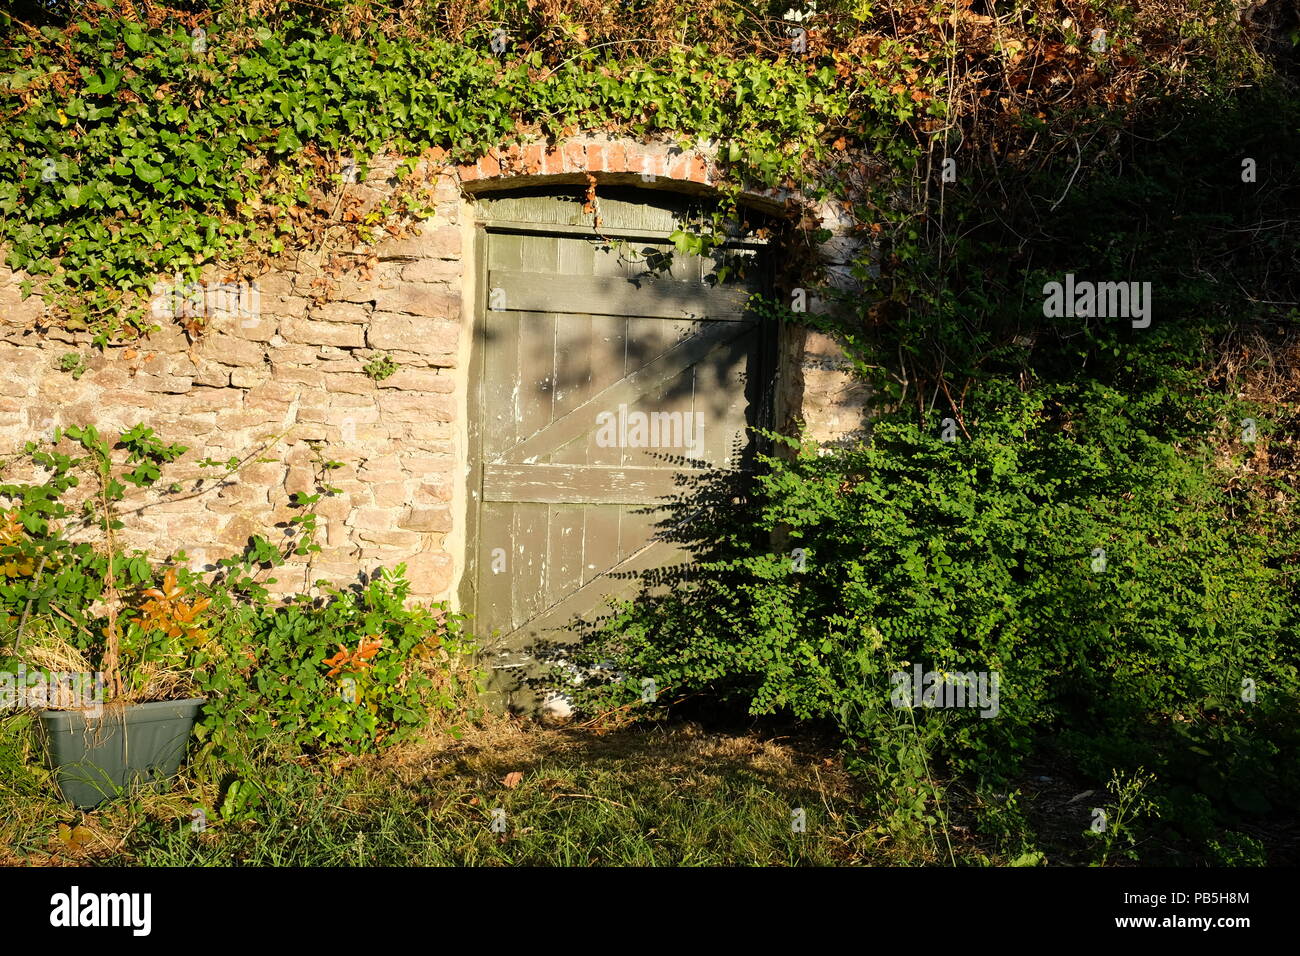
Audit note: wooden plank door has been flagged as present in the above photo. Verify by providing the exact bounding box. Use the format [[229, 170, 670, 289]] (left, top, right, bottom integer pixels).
[[469, 198, 772, 708]]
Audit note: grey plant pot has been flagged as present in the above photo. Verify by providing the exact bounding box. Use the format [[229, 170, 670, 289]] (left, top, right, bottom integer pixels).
[[38, 697, 205, 810]]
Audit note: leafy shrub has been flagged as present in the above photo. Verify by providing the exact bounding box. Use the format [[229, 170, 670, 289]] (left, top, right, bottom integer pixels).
[[1206, 831, 1268, 867], [193, 565, 475, 761], [573, 58, 1300, 857], [576, 372, 1300, 819], [0, 424, 479, 769], [0, 422, 191, 701]]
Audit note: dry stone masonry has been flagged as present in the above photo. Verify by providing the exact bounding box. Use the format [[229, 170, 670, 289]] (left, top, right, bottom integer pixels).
[[0, 136, 869, 605]]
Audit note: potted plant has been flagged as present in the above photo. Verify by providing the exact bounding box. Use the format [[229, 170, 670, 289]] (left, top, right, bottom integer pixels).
[[1, 424, 206, 809], [29, 648, 206, 811]]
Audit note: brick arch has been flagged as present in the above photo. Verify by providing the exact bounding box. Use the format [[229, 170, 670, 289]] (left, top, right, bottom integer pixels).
[[455, 135, 794, 215]]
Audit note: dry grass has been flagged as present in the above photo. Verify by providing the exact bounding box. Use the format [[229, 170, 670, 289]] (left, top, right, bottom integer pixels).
[[1202, 326, 1300, 492], [4, 707, 1290, 865], [12, 619, 198, 709], [1, 709, 922, 867]]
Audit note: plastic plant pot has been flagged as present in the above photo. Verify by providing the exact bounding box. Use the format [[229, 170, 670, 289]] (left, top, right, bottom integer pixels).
[[38, 698, 205, 810]]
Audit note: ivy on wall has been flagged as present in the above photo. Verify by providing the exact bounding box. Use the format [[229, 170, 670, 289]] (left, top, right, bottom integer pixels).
[[1, 0, 1268, 341], [0, 2, 940, 338]]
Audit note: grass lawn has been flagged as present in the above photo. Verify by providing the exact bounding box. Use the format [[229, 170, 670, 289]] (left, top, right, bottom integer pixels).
[[0, 713, 945, 866], [2, 712, 1291, 866]]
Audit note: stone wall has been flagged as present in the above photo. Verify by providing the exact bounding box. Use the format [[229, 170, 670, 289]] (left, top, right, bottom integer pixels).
[[0, 136, 869, 605]]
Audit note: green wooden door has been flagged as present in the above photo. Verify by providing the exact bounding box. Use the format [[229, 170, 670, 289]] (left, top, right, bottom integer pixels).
[[467, 189, 773, 709]]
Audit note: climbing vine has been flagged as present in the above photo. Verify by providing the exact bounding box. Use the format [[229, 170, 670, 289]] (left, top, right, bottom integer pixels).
[[3, 1, 1271, 341], [0, 0, 942, 337]]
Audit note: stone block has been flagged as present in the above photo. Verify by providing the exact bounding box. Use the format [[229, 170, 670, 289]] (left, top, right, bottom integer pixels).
[[366, 315, 459, 354]]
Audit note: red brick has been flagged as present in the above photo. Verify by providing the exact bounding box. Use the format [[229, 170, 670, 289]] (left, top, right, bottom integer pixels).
[[687, 153, 711, 184], [665, 150, 691, 180], [457, 163, 479, 183], [602, 141, 627, 173], [562, 141, 586, 171], [521, 143, 544, 174], [586, 143, 607, 172], [494, 145, 519, 173], [629, 147, 661, 180], [479, 152, 501, 178], [513, 145, 534, 173]]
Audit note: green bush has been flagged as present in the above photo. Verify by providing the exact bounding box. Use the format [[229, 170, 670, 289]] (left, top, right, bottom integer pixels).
[[1206, 831, 1268, 867], [193, 565, 475, 761], [573, 63, 1300, 856], [0, 424, 478, 770], [577, 372, 1300, 818]]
